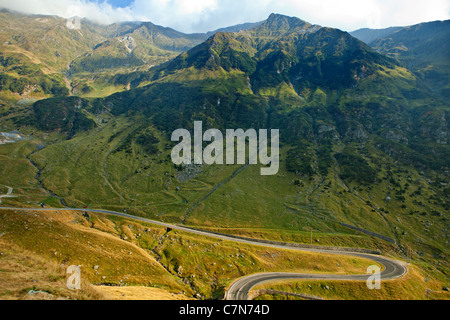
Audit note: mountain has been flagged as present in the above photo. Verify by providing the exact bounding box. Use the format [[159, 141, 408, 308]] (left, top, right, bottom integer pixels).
[[0, 9, 261, 101], [350, 26, 403, 44], [112, 13, 413, 113], [68, 21, 208, 75], [352, 20, 450, 100], [0, 10, 103, 102], [370, 20, 450, 100], [206, 21, 264, 37], [0, 13, 449, 297]]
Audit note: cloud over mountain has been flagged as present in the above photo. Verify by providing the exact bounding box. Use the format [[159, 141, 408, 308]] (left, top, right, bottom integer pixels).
[[0, 0, 449, 32]]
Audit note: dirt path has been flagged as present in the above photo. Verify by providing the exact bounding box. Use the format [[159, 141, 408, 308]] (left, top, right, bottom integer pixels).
[[0, 185, 14, 203]]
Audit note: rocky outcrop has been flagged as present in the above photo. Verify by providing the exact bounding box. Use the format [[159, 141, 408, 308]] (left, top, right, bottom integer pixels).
[[345, 122, 368, 142], [318, 124, 340, 140], [118, 36, 137, 53], [0, 131, 25, 144]]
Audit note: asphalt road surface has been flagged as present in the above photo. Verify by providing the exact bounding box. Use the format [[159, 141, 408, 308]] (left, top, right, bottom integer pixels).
[[0, 206, 407, 300], [226, 252, 406, 300]]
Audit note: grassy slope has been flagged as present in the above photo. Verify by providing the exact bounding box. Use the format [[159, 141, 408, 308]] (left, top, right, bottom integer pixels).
[[1, 63, 448, 264], [0, 239, 105, 300], [0, 11, 108, 102], [12, 113, 400, 248], [0, 10, 205, 101], [253, 264, 450, 300], [0, 112, 448, 297], [369, 20, 450, 100], [0, 209, 382, 300]]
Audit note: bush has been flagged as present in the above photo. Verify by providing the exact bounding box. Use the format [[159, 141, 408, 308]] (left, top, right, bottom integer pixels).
[[335, 152, 377, 185]]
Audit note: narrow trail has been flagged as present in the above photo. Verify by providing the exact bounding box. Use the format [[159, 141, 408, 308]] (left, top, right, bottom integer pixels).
[[181, 164, 250, 224], [0, 185, 14, 203]]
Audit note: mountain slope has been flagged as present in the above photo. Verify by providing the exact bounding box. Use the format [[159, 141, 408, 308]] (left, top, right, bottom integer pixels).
[[350, 26, 403, 44], [0, 9, 264, 101], [356, 20, 450, 100], [0, 10, 104, 101]]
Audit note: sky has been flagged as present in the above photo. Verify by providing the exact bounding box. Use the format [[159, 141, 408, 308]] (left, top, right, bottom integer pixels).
[[0, 0, 449, 33]]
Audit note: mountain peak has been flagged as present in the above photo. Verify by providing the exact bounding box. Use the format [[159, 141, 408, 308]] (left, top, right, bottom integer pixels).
[[249, 13, 314, 37], [267, 13, 297, 21], [265, 13, 309, 29]]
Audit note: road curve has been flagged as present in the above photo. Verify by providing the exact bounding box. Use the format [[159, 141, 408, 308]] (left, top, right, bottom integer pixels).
[[0, 206, 407, 300], [226, 252, 406, 300]]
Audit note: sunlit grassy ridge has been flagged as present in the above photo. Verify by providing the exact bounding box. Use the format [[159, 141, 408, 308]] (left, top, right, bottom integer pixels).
[[253, 265, 450, 300], [370, 20, 450, 101], [0, 209, 385, 299], [0, 9, 209, 103], [0, 239, 105, 300]]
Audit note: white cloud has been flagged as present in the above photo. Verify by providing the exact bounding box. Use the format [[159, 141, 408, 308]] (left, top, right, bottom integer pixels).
[[130, 0, 219, 31], [0, 0, 136, 24], [0, 0, 448, 32]]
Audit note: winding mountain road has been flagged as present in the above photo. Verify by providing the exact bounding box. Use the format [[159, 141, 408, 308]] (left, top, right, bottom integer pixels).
[[0, 206, 407, 300], [226, 252, 406, 300]]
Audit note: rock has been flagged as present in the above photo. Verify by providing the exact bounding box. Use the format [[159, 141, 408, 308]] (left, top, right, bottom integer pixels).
[[24, 290, 55, 300], [118, 36, 137, 53], [345, 123, 368, 142], [176, 164, 204, 183], [383, 130, 409, 144], [318, 124, 340, 140], [177, 266, 183, 275]]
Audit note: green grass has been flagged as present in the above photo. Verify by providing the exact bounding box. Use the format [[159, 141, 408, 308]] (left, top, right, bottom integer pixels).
[[0, 239, 106, 300], [0, 208, 384, 299], [253, 264, 450, 300], [1, 113, 448, 274], [195, 226, 396, 252], [0, 141, 46, 204]]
